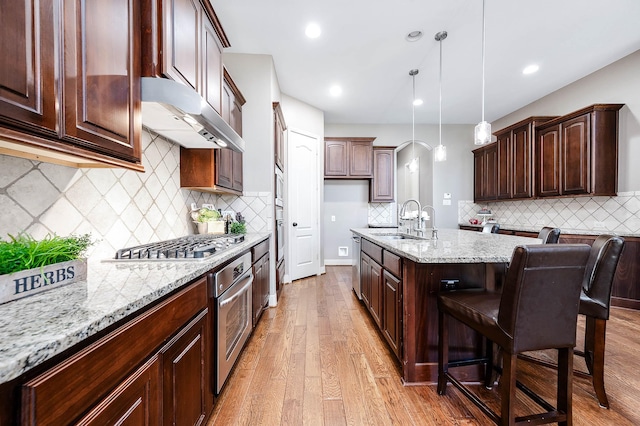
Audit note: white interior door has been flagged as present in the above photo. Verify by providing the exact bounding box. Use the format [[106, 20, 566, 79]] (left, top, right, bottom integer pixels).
[[287, 128, 320, 281]]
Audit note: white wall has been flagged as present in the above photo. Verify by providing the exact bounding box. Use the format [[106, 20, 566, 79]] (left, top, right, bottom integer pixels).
[[323, 180, 369, 265], [222, 53, 276, 193], [324, 123, 475, 227]]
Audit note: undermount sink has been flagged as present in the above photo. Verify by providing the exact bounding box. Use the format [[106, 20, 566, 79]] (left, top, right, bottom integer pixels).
[[374, 233, 424, 240]]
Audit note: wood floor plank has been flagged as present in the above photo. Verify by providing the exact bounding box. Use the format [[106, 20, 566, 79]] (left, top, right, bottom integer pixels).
[[319, 332, 342, 400], [209, 266, 640, 426]]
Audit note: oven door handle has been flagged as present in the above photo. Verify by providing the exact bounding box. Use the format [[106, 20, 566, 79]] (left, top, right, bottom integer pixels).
[[219, 273, 254, 307]]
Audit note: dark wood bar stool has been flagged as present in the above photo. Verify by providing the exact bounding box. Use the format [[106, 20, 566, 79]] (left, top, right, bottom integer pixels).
[[437, 244, 591, 425], [521, 234, 625, 408], [538, 226, 561, 243]]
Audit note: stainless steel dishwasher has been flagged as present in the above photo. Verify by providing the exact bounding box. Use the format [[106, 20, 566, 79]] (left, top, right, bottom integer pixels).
[[351, 233, 362, 299]]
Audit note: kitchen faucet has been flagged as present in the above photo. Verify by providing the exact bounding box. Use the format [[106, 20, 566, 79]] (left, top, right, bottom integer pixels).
[[399, 199, 423, 236], [421, 205, 438, 240]]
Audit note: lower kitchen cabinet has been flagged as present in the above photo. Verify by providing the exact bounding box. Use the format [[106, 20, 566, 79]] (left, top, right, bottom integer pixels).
[[382, 270, 402, 359], [369, 258, 383, 328], [75, 356, 161, 425], [360, 238, 403, 362], [20, 278, 212, 425], [252, 238, 271, 327], [161, 310, 210, 426]]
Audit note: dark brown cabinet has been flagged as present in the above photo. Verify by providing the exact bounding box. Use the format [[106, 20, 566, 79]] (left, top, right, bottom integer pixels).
[[75, 356, 161, 425], [360, 253, 371, 307], [0, 0, 143, 171], [535, 104, 623, 198], [360, 239, 403, 361], [324, 137, 374, 178], [369, 258, 383, 328], [20, 278, 211, 425], [252, 239, 270, 327], [494, 117, 555, 200], [473, 143, 497, 202], [0, 0, 57, 137], [161, 310, 210, 426], [370, 147, 395, 202], [181, 147, 241, 194], [142, 0, 229, 116], [209, 70, 245, 193], [382, 270, 402, 359], [274, 102, 287, 171]]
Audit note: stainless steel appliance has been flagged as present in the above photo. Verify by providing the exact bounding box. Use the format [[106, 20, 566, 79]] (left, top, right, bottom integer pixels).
[[275, 168, 284, 207], [209, 252, 253, 394], [114, 234, 245, 261], [275, 207, 284, 264], [352, 233, 362, 299]]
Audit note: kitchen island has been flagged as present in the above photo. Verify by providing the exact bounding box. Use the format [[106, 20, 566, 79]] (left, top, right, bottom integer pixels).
[[350, 228, 540, 384]]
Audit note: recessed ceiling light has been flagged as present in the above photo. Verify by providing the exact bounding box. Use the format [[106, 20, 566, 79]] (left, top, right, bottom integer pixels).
[[413, 99, 423, 106], [523, 64, 539, 75], [406, 30, 423, 42], [305, 23, 321, 39], [329, 85, 342, 97]]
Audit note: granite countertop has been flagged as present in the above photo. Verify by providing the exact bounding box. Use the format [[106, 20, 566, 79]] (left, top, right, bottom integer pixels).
[[0, 233, 270, 385], [351, 228, 541, 264], [458, 223, 640, 237]]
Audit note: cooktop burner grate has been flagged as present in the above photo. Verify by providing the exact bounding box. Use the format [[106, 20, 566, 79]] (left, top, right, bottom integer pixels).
[[114, 234, 245, 260]]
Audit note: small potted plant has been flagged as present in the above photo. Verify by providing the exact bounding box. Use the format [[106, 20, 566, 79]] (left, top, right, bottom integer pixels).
[[192, 207, 224, 234], [0, 233, 93, 304]]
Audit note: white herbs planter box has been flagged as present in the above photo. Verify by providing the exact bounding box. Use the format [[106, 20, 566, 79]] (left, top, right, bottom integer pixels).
[[0, 259, 88, 305]]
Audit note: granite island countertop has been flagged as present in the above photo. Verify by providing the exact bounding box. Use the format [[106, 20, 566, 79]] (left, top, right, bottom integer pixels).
[[351, 228, 541, 263], [458, 223, 640, 237], [0, 233, 270, 385]]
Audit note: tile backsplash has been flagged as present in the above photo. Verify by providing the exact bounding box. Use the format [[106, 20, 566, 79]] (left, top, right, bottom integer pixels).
[[459, 193, 640, 236], [368, 202, 396, 225], [0, 130, 272, 261]]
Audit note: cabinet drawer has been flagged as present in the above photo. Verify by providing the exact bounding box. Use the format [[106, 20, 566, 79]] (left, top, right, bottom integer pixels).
[[383, 250, 402, 278], [252, 238, 270, 262], [21, 278, 207, 425], [362, 239, 382, 264]]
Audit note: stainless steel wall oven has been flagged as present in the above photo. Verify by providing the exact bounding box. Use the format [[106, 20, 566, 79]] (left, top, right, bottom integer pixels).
[[209, 252, 253, 394]]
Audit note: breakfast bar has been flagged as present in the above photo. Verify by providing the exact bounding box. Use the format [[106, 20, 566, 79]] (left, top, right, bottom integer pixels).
[[350, 228, 541, 384]]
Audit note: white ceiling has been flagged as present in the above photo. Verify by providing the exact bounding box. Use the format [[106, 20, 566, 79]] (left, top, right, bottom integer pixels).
[[211, 0, 640, 125]]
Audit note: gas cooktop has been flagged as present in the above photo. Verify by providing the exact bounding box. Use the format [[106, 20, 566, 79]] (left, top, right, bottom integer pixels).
[[114, 234, 245, 261]]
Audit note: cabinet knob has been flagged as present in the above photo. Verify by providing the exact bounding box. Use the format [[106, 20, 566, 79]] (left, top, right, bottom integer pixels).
[[292, 222, 298, 227]]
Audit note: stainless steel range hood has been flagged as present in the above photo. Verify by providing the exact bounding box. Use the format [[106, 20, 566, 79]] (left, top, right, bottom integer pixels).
[[141, 77, 244, 152]]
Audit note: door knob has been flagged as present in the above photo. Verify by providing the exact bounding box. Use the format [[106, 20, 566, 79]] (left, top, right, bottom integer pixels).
[[292, 222, 298, 227]]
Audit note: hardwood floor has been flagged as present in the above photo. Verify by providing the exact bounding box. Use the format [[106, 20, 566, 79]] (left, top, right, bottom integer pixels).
[[208, 266, 640, 425]]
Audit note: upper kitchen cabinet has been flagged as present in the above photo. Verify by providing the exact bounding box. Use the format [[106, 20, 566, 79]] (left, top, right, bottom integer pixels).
[[535, 104, 623, 198], [324, 137, 374, 178], [473, 143, 497, 202], [222, 68, 245, 136], [180, 147, 242, 194], [273, 102, 287, 172], [370, 147, 394, 202], [142, 0, 229, 116], [0, 0, 143, 171], [495, 117, 556, 200]]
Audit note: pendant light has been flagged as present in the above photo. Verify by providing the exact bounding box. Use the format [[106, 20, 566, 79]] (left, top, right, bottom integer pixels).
[[408, 69, 419, 172], [474, 0, 491, 145], [434, 31, 447, 162]]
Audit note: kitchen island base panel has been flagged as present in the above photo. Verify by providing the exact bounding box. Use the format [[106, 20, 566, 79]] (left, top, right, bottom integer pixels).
[[402, 261, 497, 384]]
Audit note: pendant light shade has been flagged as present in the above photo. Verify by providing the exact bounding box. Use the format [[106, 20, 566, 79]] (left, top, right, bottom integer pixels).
[[435, 30, 447, 162], [474, 0, 491, 145], [408, 69, 419, 172]]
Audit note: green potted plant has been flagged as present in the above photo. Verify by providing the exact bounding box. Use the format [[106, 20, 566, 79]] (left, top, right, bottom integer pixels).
[[192, 207, 224, 234], [0, 233, 93, 304]]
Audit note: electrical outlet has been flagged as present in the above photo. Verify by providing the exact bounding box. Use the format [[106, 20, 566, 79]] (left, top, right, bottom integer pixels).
[[331, 215, 336, 222]]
